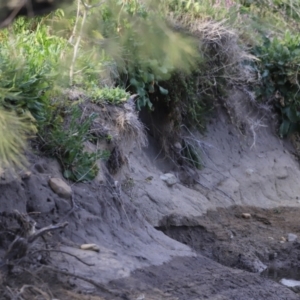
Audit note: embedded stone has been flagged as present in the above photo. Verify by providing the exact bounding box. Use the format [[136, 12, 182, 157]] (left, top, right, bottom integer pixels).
[[288, 233, 298, 242], [160, 173, 178, 186], [49, 178, 72, 199], [80, 244, 100, 252], [242, 213, 251, 219], [20, 171, 31, 180]]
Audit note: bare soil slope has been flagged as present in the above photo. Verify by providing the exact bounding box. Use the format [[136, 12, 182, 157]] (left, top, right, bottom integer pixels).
[[1, 89, 300, 299]]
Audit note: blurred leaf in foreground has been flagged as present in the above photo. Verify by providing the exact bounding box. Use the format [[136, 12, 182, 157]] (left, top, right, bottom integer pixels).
[[0, 108, 37, 169]]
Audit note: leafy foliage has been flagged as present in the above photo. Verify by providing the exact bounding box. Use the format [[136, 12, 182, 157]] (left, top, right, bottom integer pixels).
[[0, 16, 68, 168], [0, 110, 36, 168], [161, 71, 210, 130], [87, 0, 199, 110], [2, 0, 300, 172], [253, 33, 300, 137], [40, 106, 110, 182], [90, 87, 129, 105], [0, 16, 68, 119], [0, 15, 111, 179]]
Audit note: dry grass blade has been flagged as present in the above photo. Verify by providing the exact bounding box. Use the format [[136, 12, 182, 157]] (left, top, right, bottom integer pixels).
[[115, 108, 148, 149], [0, 109, 37, 169], [191, 19, 257, 84]]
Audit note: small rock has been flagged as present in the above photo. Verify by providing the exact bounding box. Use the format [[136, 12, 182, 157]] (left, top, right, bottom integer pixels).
[[245, 168, 254, 176], [174, 142, 182, 151], [288, 233, 298, 242], [49, 178, 72, 200], [20, 171, 31, 180], [280, 236, 286, 243], [145, 176, 153, 182], [280, 278, 300, 288], [242, 213, 251, 219], [160, 173, 178, 186], [80, 244, 100, 252]]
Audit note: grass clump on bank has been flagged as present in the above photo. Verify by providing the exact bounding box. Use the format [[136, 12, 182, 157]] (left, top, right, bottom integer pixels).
[[0, 14, 108, 180], [1, 0, 300, 175]]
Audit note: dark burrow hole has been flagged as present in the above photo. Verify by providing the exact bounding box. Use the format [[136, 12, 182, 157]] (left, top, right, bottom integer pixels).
[[156, 225, 217, 260]]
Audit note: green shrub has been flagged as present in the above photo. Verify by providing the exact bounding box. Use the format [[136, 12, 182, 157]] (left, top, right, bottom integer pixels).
[[89, 87, 129, 105], [40, 106, 110, 182], [0, 16, 111, 179], [252, 33, 300, 137], [0, 17, 69, 168], [0, 17, 68, 121], [87, 0, 199, 110]]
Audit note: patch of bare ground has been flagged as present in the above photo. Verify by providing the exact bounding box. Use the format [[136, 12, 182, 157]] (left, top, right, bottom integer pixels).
[[158, 206, 300, 286]]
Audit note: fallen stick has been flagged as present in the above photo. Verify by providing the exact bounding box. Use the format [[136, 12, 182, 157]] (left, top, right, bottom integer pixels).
[[28, 222, 68, 243]]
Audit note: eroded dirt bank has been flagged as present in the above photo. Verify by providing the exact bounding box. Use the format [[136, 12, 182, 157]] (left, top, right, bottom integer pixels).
[[1, 157, 300, 299], [1, 93, 300, 299]]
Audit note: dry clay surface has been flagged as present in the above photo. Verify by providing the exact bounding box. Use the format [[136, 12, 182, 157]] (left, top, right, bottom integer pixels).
[[127, 108, 300, 227]]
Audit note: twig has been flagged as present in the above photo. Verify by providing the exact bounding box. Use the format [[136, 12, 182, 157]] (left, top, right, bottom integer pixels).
[[68, 0, 81, 44], [5, 286, 14, 297], [28, 222, 68, 243], [69, 0, 106, 85], [1, 222, 69, 265], [69, 3, 87, 86], [103, 174, 133, 230], [61, 192, 79, 221], [31, 249, 95, 266]]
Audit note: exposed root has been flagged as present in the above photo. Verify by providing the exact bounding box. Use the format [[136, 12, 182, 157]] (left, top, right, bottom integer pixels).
[[0, 210, 68, 266]]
